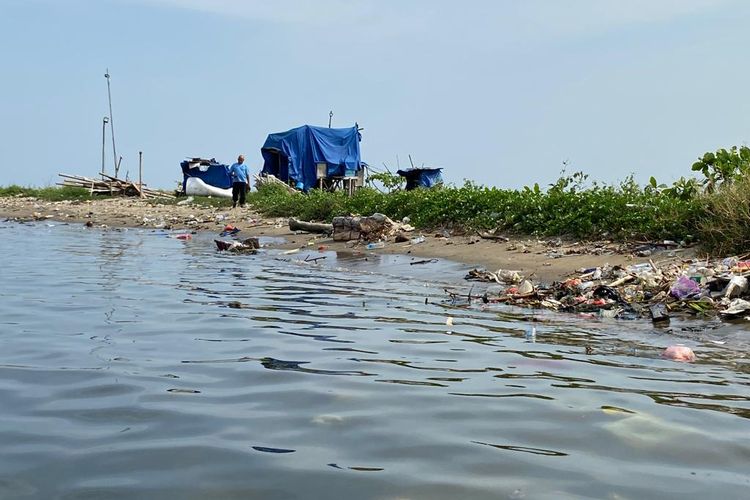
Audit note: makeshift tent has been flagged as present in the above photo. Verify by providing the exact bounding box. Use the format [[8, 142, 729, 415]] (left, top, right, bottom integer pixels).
[[181, 158, 231, 193], [261, 125, 361, 191], [397, 168, 444, 190]]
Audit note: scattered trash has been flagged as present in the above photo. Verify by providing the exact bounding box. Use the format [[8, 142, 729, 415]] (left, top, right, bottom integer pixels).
[[661, 345, 696, 362], [331, 213, 414, 242], [461, 252, 750, 322], [176, 196, 194, 206], [517, 280, 534, 295], [525, 325, 536, 343], [670, 276, 701, 300], [175, 233, 192, 240], [724, 275, 748, 298], [365, 241, 385, 250], [719, 298, 750, 318], [215, 237, 259, 253], [220, 224, 241, 237], [649, 303, 670, 325]]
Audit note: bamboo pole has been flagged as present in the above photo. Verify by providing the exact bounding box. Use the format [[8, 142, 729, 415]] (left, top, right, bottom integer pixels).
[[139, 151, 143, 198]]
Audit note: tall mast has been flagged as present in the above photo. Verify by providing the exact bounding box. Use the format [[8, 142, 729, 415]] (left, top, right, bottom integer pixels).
[[104, 68, 118, 177]]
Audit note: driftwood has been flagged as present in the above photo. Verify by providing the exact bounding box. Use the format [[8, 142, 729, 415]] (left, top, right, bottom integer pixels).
[[289, 218, 333, 234], [478, 231, 509, 242]]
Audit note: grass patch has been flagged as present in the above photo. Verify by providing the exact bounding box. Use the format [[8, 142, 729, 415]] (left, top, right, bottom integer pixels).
[[0, 185, 92, 201], [698, 175, 750, 255]]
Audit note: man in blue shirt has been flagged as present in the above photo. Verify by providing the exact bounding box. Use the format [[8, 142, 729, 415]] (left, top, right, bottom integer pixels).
[[229, 155, 250, 208]]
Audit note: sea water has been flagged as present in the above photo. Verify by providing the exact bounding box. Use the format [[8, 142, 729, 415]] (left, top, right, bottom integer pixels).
[[0, 221, 749, 499]]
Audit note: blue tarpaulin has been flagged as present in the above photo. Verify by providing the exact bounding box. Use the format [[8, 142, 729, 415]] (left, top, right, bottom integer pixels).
[[397, 168, 444, 190], [181, 159, 231, 192], [261, 125, 361, 191]]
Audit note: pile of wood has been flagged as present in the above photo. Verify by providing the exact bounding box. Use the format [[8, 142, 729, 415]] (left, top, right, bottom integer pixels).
[[58, 173, 174, 199]]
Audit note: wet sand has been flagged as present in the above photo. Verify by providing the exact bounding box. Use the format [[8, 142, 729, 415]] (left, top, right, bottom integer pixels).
[[0, 196, 697, 283]]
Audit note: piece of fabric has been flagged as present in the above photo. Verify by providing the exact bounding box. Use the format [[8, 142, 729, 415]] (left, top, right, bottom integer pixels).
[[232, 182, 247, 207], [396, 168, 444, 190], [181, 159, 231, 192], [229, 162, 250, 184], [261, 125, 361, 191]]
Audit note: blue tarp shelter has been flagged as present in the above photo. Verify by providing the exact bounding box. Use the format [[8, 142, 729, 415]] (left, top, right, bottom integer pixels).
[[397, 168, 444, 190], [180, 158, 231, 192], [261, 125, 361, 191]]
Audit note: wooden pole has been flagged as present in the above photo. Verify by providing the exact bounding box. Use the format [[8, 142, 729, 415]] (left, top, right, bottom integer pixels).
[[105, 69, 118, 177], [138, 151, 143, 198]]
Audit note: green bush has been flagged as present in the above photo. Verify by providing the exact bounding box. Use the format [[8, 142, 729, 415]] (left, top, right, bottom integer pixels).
[[245, 174, 702, 241]]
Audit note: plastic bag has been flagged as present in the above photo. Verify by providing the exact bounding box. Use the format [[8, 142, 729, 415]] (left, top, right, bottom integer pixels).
[[669, 275, 701, 299]]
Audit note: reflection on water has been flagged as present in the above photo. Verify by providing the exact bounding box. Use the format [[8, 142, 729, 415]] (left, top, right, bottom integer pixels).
[[0, 222, 749, 500]]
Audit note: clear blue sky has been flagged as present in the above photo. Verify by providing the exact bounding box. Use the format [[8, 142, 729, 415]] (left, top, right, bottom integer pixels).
[[2, 0, 749, 190]]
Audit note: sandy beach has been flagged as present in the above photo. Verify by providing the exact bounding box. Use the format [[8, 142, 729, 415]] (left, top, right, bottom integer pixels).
[[0, 196, 696, 283]]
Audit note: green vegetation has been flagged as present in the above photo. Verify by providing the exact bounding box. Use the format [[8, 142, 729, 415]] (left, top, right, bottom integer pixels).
[[691, 145, 750, 193], [698, 174, 750, 255], [0, 185, 92, 201], [3, 144, 750, 255], [247, 173, 700, 241]]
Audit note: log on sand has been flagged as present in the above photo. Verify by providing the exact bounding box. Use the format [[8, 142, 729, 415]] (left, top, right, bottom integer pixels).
[[289, 218, 333, 234]]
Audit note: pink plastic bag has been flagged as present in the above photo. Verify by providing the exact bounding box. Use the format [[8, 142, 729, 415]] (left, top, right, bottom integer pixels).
[[669, 275, 700, 299]]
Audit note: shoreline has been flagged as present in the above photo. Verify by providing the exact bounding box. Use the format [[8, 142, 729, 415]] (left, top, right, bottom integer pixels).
[[0, 196, 697, 284]]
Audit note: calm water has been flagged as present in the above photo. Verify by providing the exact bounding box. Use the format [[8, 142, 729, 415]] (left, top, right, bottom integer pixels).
[[1, 221, 749, 500]]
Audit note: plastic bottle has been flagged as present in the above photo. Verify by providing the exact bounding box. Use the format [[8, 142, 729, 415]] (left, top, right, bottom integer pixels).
[[366, 241, 385, 250], [410, 235, 425, 245]]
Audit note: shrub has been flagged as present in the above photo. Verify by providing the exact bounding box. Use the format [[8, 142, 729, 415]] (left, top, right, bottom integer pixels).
[[698, 175, 750, 255]]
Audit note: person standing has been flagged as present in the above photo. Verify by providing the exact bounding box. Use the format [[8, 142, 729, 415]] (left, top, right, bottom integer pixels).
[[229, 155, 250, 208]]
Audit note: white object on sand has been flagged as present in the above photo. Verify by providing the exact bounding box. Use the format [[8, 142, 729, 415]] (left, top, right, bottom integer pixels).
[[185, 177, 232, 198]]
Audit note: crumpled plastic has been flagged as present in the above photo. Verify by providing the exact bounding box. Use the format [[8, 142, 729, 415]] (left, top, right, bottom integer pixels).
[[669, 276, 701, 300]]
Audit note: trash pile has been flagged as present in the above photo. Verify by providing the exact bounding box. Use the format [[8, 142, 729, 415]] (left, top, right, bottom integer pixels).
[[332, 213, 415, 242], [465, 255, 750, 323], [214, 224, 261, 253]]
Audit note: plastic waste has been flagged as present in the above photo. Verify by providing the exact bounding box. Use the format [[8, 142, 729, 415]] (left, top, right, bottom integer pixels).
[[366, 241, 385, 250], [525, 325, 536, 343], [649, 303, 670, 325], [722, 257, 738, 269], [720, 298, 750, 317], [598, 308, 623, 319], [593, 285, 622, 302], [410, 235, 425, 245], [724, 275, 748, 298], [517, 280, 534, 295], [496, 269, 522, 283], [220, 225, 241, 237], [627, 263, 652, 273], [662, 345, 696, 362], [669, 276, 701, 300], [175, 233, 192, 240]]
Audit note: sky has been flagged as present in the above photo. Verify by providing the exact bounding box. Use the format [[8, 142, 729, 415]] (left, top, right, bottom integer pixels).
[[1, 0, 749, 190]]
